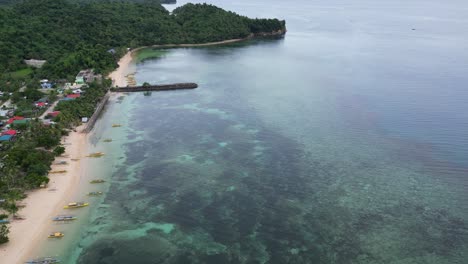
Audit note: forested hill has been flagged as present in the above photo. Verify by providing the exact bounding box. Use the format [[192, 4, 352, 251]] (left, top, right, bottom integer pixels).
[[0, 0, 176, 5], [0, 0, 285, 79]]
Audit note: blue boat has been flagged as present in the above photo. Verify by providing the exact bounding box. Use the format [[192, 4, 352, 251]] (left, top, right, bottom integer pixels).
[[25, 257, 61, 263], [52, 215, 77, 222], [0, 219, 10, 224]]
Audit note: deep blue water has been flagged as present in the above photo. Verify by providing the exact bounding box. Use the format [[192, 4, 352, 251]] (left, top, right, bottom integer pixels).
[[74, 1, 468, 263]]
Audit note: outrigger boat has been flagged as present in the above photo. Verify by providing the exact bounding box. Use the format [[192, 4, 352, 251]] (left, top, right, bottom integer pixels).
[[87, 152, 105, 158], [87, 191, 103, 196], [63, 202, 89, 209], [48, 232, 64, 238], [52, 215, 77, 222], [90, 179, 105, 184], [25, 257, 61, 263]]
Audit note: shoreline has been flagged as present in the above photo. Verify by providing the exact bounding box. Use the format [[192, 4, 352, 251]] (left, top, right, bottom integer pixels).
[[0, 129, 89, 263]]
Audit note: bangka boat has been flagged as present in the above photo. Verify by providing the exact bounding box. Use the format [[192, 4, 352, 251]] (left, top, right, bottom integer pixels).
[[52, 215, 77, 221], [87, 152, 105, 158], [48, 232, 64, 238], [112, 124, 122, 127], [25, 257, 61, 263], [90, 179, 105, 184], [87, 191, 103, 196], [63, 202, 89, 209], [0, 219, 10, 224]]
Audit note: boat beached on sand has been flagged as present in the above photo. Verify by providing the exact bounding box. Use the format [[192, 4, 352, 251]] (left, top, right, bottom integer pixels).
[[25, 257, 61, 263], [63, 202, 89, 209], [48, 232, 64, 238], [52, 215, 77, 222]]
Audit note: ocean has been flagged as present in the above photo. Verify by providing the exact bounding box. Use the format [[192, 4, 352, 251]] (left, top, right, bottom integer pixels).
[[54, 0, 468, 263]]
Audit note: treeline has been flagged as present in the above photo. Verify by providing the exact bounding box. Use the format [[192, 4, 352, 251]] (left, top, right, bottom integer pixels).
[[0, 0, 285, 79]]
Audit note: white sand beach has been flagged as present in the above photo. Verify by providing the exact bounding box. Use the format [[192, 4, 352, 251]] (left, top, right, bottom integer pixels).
[[108, 51, 136, 87], [0, 130, 89, 263]]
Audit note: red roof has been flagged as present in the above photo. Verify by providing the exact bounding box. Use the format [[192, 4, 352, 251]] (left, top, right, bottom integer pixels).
[[7, 116, 24, 124], [3, 129, 17, 136], [36, 102, 46, 107], [67, 94, 81, 99], [48, 111, 60, 117]]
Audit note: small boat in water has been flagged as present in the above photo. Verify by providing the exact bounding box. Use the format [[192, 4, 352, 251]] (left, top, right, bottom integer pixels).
[[25, 257, 61, 263], [90, 179, 105, 184], [52, 215, 77, 221], [87, 191, 103, 196], [63, 202, 89, 209], [112, 124, 122, 127], [48, 232, 64, 238]]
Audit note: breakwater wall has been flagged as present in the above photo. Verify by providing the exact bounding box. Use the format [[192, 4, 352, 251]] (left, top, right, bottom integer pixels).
[[81, 92, 110, 133], [112, 83, 198, 92]]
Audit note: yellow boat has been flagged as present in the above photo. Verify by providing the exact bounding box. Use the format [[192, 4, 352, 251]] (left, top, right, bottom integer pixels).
[[112, 124, 122, 127], [63, 202, 89, 209], [48, 232, 64, 238], [87, 152, 105, 158]]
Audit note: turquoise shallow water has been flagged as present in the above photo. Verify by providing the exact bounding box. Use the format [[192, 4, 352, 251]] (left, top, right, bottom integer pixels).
[[58, 0, 468, 263]]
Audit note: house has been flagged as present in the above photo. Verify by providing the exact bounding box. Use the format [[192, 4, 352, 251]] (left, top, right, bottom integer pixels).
[[12, 119, 29, 125], [7, 116, 24, 125], [72, 89, 83, 94], [40, 79, 53, 89], [35, 102, 47, 108], [2, 129, 17, 136], [60, 97, 75, 102], [81, 117, 89, 123], [107, 48, 116, 55], [0, 135, 13, 142], [75, 69, 102, 84], [67, 94, 81, 99], [48, 111, 60, 118]]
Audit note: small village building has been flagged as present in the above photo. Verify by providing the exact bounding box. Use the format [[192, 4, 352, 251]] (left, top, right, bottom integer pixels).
[[75, 69, 101, 84], [67, 94, 81, 99], [81, 117, 89, 123], [24, 59, 46, 68], [60, 97, 75, 102], [48, 111, 60, 118], [0, 135, 13, 142], [12, 119, 29, 125], [40, 79, 53, 89], [35, 102, 47, 108], [7, 116, 24, 125], [3, 129, 17, 136]]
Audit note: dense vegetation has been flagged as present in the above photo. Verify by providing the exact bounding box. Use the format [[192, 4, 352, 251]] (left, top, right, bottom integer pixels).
[[0, 0, 285, 80]]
